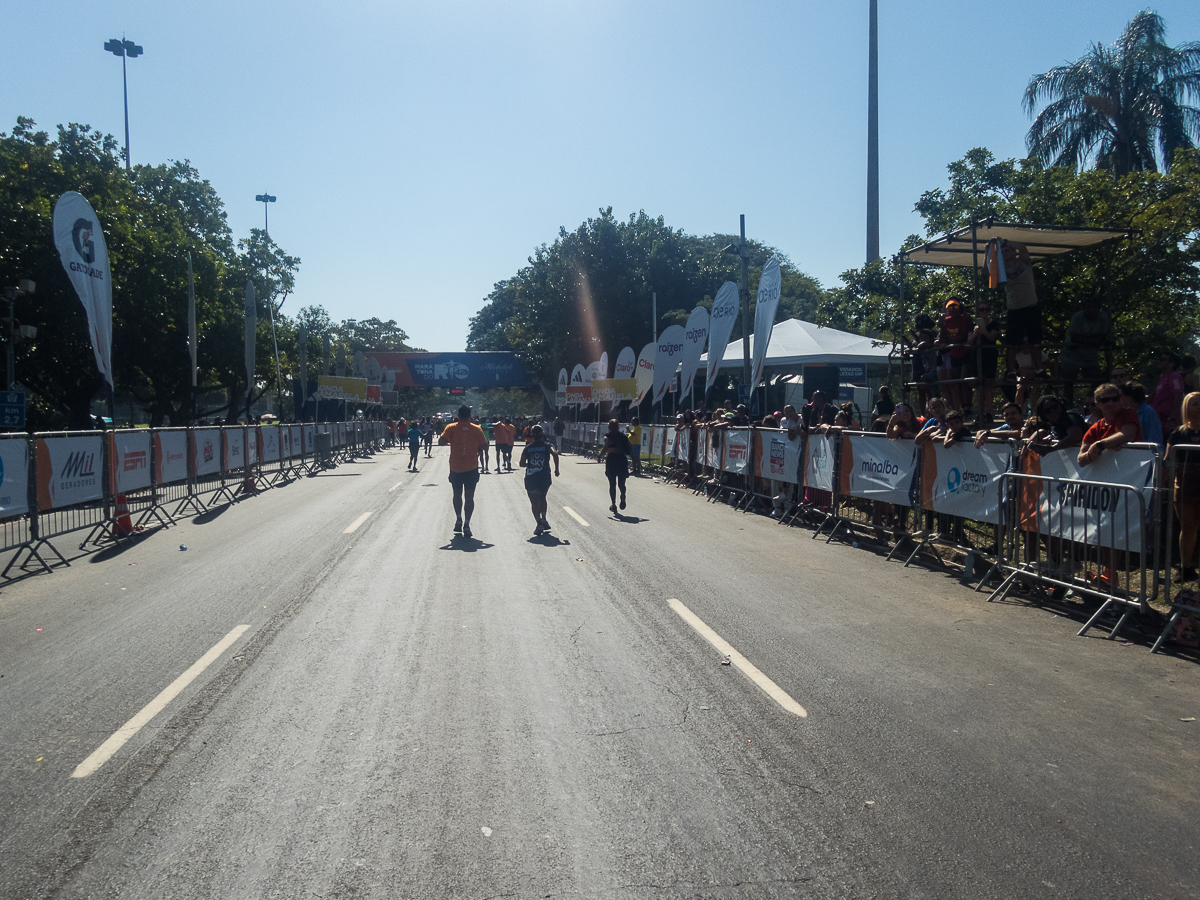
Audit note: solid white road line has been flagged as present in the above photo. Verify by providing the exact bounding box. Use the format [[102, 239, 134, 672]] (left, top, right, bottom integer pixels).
[[563, 506, 589, 527], [71, 625, 251, 778], [344, 511, 372, 533], [667, 598, 808, 718]]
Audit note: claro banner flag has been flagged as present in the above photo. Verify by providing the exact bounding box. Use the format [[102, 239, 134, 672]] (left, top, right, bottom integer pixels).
[[635, 343, 655, 404], [53, 192, 114, 389], [839, 435, 918, 505], [614, 347, 636, 380], [679, 306, 710, 399], [705, 282, 739, 395], [922, 442, 1012, 525], [750, 257, 782, 389], [652, 325, 686, 406]]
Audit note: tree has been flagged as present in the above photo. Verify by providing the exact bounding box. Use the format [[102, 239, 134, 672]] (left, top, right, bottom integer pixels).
[[1024, 11, 1200, 175]]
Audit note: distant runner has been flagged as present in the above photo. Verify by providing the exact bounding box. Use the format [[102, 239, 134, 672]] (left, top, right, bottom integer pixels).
[[405, 419, 423, 471], [478, 418, 492, 474], [439, 405, 489, 538], [519, 424, 561, 535], [494, 416, 516, 472], [598, 418, 633, 513], [422, 418, 434, 456]]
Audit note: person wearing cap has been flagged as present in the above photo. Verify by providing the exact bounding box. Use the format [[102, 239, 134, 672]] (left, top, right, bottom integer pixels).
[[937, 297, 974, 414]]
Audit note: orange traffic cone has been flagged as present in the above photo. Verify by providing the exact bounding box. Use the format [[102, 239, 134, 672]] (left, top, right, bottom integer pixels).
[[114, 493, 135, 537]]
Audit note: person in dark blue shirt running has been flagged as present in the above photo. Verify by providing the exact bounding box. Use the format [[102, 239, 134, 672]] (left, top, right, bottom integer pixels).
[[519, 424, 560, 535]]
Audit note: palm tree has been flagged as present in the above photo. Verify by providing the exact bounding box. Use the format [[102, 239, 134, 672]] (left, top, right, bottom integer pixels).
[[1024, 11, 1200, 175]]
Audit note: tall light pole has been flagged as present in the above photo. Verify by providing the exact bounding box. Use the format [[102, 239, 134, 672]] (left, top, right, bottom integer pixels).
[[255, 193, 276, 234], [103, 38, 143, 170], [722, 215, 752, 400], [866, 0, 880, 263]]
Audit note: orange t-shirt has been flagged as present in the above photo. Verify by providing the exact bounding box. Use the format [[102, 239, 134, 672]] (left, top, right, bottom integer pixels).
[[494, 423, 515, 445], [441, 421, 489, 473]]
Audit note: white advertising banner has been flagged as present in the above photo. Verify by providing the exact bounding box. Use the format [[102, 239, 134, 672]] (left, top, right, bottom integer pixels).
[[707, 429, 723, 469], [193, 428, 221, 477], [679, 307, 710, 399], [52, 192, 114, 388], [652, 325, 686, 406], [261, 426, 280, 462], [678, 427, 690, 462], [1022, 447, 1155, 550], [155, 431, 189, 485], [35, 435, 103, 511], [223, 429, 246, 473], [614, 347, 636, 381], [922, 442, 1012, 525], [111, 431, 151, 494], [758, 430, 802, 485], [635, 343, 655, 404], [706, 282, 739, 394], [723, 429, 752, 475], [804, 433, 837, 492], [246, 428, 258, 466], [839, 435, 918, 506], [0, 438, 30, 518], [750, 257, 782, 389], [302, 425, 315, 455], [652, 425, 666, 457]]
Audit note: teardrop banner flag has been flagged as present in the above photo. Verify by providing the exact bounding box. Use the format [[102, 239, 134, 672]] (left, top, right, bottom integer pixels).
[[679, 306, 710, 399], [53, 192, 114, 388], [705, 282, 739, 395], [651, 325, 686, 406], [556, 367, 569, 407], [750, 257, 782, 388], [614, 347, 635, 379], [567, 363, 590, 405], [598, 351, 609, 380], [635, 343, 655, 404]]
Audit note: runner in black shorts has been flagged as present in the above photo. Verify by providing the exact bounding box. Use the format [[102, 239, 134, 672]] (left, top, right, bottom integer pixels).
[[598, 418, 633, 514], [519, 424, 560, 535]]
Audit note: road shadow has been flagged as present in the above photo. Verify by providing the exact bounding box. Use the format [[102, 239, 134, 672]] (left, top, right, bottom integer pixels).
[[86, 530, 160, 563], [439, 536, 495, 552], [191, 504, 231, 525], [610, 513, 648, 524], [528, 533, 569, 546]]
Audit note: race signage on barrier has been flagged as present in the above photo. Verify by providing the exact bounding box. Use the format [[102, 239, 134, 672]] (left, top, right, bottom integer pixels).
[[246, 428, 258, 466], [110, 431, 151, 494], [223, 429, 246, 473], [302, 425, 314, 455], [804, 433, 836, 492], [193, 428, 221, 477], [757, 430, 802, 484], [679, 428, 690, 463], [652, 425, 666, 457], [36, 434, 104, 511], [154, 431, 188, 485], [261, 426, 280, 463], [0, 438, 30, 517], [839, 434, 917, 505], [723, 429, 751, 474], [707, 429, 723, 470], [1021, 446, 1155, 550], [923, 441, 1011, 525]]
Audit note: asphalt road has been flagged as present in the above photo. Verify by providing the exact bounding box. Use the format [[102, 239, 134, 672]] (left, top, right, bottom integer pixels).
[[1, 442, 1197, 899]]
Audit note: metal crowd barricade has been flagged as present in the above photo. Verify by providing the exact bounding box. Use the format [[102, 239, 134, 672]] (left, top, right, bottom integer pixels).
[[1152, 442, 1200, 652], [19, 430, 111, 568], [0, 433, 37, 575], [149, 427, 192, 522]]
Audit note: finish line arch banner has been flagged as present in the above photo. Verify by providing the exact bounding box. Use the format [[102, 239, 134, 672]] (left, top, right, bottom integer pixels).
[[921, 442, 1011, 525], [723, 429, 751, 474], [756, 430, 802, 484], [804, 434, 836, 492], [839, 435, 917, 506], [1021, 446, 1155, 550], [364, 352, 529, 388]]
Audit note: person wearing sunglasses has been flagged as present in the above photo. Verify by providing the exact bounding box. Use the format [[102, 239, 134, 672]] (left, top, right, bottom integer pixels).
[[1078, 384, 1143, 467]]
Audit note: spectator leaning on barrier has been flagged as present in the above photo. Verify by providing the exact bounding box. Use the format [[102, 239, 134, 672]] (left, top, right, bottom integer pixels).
[[941, 410, 973, 448], [1026, 396, 1086, 456], [886, 401, 919, 440], [1151, 351, 1186, 433], [1058, 296, 1111, 408], [974, 401, 1026, 448], [1119, 381, 1164, 450], [781, 404, 804, 439], [1078, 384, 1143, 467], [1167, 392, 1200, 583], [802, 391, 836, 429]]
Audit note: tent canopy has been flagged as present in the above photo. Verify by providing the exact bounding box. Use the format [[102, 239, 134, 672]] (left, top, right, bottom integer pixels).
[[901, 219, 1132, 269], [701, 318, 891, 371]]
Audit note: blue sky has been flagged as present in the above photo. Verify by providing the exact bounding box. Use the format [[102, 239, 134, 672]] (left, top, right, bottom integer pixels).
[[5, 1, 1200, 351]]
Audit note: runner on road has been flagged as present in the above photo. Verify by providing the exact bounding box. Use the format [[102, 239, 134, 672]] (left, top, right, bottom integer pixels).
[[495, 416, 516, 471], [519, 424, 560, 535], [597, 418, 633, 513], [421, 418, 434, 456], [405, 420, 423, 471], [439, 405, 489, 538], [478, 418, 492, 473]]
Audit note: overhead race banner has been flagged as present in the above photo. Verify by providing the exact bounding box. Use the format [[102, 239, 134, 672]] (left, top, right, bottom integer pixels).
[[0, 439, 30, 518], [652, 325, 686, 405], [839, 435, 918, 505], [110, 431, 151, 494], [679, 306, 710, 399], [318, 376, 368, 403], [706, 282, 739, 393], [750, 257, 782, 388], [922, 441, 1012, 525], [636, 343, 655, 404], [35, 435, 103, 511], [1022, 447, 1155, 551], [723, 428, 752, 475], [363, 352, 529, 388], [757, 430, 802, 484], [804, 433, 836, 492], [53, 192, 114, 388]]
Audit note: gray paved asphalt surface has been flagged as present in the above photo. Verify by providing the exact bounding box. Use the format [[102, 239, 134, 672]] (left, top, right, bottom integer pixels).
[[1, 442, 1197, 899]]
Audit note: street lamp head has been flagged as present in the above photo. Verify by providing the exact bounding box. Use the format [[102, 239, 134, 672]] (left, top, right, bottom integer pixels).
[[104, 38, 124, 56], [255, 194, 277, 203], [123, 40, 143, 58]]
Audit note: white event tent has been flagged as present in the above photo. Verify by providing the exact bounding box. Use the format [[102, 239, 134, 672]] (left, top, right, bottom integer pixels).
[[700, 318, 891, 371]]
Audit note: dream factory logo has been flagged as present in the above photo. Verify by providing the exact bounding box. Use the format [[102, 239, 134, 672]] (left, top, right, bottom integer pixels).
[[72, 218, 96, 264]]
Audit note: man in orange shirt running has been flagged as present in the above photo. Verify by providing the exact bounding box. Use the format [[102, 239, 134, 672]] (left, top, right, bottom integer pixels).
[[439, 405, 489, 538]]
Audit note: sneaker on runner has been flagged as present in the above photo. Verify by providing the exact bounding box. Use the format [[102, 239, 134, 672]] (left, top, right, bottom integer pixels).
[[454, 519, 463, 533], [463, 522, 472, 538], [620, 495, 626, 510]]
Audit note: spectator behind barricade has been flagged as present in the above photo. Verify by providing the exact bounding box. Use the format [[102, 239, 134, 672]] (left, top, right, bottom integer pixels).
[[886, 401, 919, 440], [1026, 396, 1086, 456], [974, 401, 1026, 447], [1182, 355, 1199, 394], [802, 391, 836, 429], [1166, 392, 1200, 583], [872, 386, 895, 419], [1000, 238, 1041, 363], [871, 417, 889, 433], [1059, 296, 1111, 408], [941, 410, 973, 447], [781, 404, 804, 439], [937, 298, 974, 413], [1078, 383, 1143, 466], [1151, 351, 1186, 433], [969, 300, 1002, 423], [916, 397, 948, 437], [1119, 381, 1164, 449], [913, 325, 940, 411], [627, 416, 643, 476], [816, 408, 852, 435], [761, 413, 779, 428]]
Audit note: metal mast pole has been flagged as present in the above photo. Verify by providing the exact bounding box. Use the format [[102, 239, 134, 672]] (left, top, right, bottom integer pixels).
[[122, 52, 131, 170], [866, 0, 880, 263], [739, 215, 751, 394]]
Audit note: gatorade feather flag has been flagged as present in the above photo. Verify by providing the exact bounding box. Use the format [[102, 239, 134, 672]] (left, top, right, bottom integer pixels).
[[52, 192, 114, 388], [985, 239, 1006, 289]]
